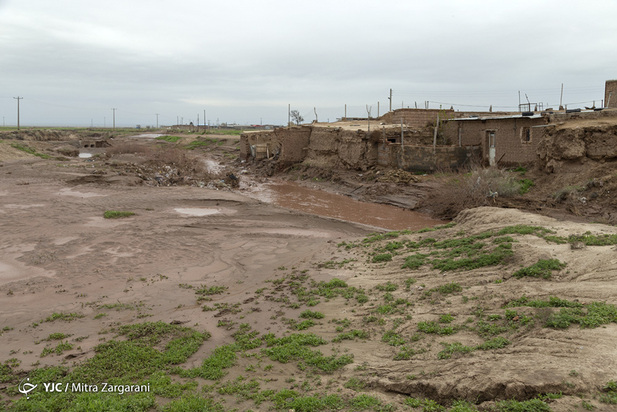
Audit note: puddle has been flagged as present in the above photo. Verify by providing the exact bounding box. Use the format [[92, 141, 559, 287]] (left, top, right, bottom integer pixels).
[[79, 152, 93, 158], [3, 204, 45, 209], [58, 188, 105, 198], [256, 181, 445, 231], [175, 207, 222, 217], [132, 133, 164, 139]]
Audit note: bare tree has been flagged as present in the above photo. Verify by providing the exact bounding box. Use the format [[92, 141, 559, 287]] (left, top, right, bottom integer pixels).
[[290, 110, 304, 125]]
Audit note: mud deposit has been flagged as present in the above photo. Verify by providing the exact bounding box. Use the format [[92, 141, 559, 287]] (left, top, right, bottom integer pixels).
[[265, 180, 445, 230], [2, 133, 617, 411]]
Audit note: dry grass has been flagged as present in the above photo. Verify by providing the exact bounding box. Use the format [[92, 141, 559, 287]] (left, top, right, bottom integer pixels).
[[428, 167, 523, 219]]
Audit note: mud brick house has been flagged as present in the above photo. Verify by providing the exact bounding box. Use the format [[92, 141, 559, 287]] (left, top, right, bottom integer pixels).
[[442, 114, 548, 166]]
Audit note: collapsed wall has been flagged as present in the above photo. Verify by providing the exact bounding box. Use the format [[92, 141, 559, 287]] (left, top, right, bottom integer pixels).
[[240, 127, 310, 164], [304, 127, 379, 170]]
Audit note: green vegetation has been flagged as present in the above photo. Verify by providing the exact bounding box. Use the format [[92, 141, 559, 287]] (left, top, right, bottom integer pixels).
[[438, 337, 510, 360], [332, 329, 370, 343], [300, 310, 325, 319], [512, 259, 566, 279], [10, 143, 52, 159], [418, 321, 457, 335], [103, 210, 135, 219], [155, 135, 181, 142], [43, 312, 85, 323], [600, 380, 617, 404], [194, 284, 228, 296], [493, 398, 551, 411], [519, 178, 535, 194], [185, 137, 224, 150], [261, 333, 353, 372], [41, 341, 74, 357], [372, 253, 393, 263], [5, 322, 210, 411]]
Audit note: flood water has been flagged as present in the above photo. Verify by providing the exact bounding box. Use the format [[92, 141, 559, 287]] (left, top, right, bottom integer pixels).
[[256, 181, 446, 231]]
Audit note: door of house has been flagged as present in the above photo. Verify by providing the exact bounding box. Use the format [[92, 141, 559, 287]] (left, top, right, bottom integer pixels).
[[486, 131, 496, 166]]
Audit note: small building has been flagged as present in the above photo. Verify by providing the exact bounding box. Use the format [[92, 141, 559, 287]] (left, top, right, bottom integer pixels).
[[443, 114, 548, 166]]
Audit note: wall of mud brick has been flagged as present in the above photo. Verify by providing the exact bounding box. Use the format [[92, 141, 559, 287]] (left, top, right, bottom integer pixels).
[[379, 109, 454, 128], [240, 127, 310, 163], [378, 144, 480, 171], [304, 127, 378, 170], [442, 117, 547, 165]]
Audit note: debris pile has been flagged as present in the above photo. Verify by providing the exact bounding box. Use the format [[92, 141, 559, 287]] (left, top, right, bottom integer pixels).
[[376, 169, 419, 184]]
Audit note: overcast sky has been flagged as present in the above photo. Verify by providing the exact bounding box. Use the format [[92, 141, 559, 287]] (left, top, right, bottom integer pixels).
[[1, 0, 616, 127]]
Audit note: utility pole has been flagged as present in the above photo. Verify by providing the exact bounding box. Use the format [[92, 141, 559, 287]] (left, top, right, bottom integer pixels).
[[155, 113, 159, 128], [14, 97, 23, 130], [111, 108, 117, 130], [388, 89, 392, 112], [204, 109, 206, 128], [559, 83, 564, 110]]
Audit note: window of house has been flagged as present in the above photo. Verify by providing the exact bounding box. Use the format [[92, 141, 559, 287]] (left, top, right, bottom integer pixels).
[[521, 127, 531, 143]]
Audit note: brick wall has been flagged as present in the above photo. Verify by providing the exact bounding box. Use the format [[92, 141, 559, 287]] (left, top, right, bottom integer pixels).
[[379, 109, 454, 128], [442, 116, 547, 165]]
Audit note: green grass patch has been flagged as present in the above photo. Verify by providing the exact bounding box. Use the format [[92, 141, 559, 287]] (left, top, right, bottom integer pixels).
[[7, 321, 210, 411], [519, 178, 535, 194], [381, 330, 406, 346], [103, 210, 135, 219], [43, 312, 85, 323], [261, 333, 353, 372], [300, 310, 325, 319], [195, 284, 228, 296], [375, 281, 398, 292], [417, 321, 457, 335], [372, 253, 393, 263], [155, 135, 181, 142], [41, 341, 74, 357], [11, 143, 52, 159], [568, 232, 617, 246], [332, 329, 369, 343], [493, 398, 551, 411], [512, 259, 566, 279], [402, 253, 429, 270]]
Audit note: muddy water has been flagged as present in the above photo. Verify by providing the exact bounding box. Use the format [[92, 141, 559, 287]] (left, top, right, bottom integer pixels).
[[264, 181, 445, 231]]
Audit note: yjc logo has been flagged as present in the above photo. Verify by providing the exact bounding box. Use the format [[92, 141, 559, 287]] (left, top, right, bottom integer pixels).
[[18, 378, 37, 399]]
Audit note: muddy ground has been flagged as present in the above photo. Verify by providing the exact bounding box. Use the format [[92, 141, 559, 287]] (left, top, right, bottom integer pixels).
[[1, 130, 617, 411]]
